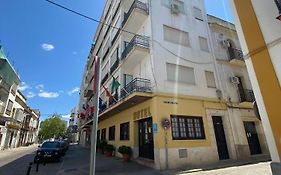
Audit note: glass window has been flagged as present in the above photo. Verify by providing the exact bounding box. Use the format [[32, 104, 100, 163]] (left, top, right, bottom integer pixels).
[[166, 63, 195, 84], [194, 7, 203, 21], [109, 126, 115, 141], [120, 122, 129, 140], [199, 36, 209, 52], [101, 128, 106, 141], [205, 71, 216, 88], [171, 115, 205, 140], [163, 25, 190, 47]]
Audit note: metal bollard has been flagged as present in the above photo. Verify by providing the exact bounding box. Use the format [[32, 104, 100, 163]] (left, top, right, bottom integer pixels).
[[26, 162, 32, 175], [36, 158, 40, 172]]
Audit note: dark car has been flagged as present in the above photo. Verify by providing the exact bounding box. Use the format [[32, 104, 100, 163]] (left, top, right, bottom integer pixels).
[[58, 140, 69, 156], [34, 141, 62, 163]]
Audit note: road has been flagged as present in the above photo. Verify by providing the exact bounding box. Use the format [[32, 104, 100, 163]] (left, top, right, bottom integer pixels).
[[0, 144, 276, 175]]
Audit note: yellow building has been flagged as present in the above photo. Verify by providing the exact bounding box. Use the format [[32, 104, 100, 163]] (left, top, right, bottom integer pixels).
[[78, 0, 270, 170], [230, 0, 281, 169]]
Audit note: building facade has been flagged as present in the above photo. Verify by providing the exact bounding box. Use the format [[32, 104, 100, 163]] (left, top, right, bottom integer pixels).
[[230, 0, 281, 164], [67, 107, 79, 143], [78, 0, 269, 169]]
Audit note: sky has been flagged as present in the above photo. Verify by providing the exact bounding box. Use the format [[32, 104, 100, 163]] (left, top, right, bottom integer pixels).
[[0, 0, 233, 121]]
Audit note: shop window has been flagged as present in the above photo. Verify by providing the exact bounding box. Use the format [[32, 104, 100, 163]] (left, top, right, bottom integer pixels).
[[109, 126, 115, 141], [171, 115, 205, 140], [120, 122, 129, 140]]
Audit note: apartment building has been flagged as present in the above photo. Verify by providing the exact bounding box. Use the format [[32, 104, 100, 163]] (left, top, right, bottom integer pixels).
[[67, 107, 79, 143], [230, 0, 281, 164], [0, 45, 20, 150], [78, 0, 269, 169]]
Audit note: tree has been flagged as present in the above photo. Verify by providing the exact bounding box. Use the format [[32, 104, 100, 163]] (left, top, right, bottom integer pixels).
[[38, 114, 67, 141]]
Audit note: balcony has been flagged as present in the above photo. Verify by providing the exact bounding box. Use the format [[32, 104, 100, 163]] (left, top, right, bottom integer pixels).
[[275, 0, 281, 20], [122, 0, 149, 33], [239, 89, 255, 107], [101, 73, 109, 85], [228, 47, 245, 66], [84, 80, 94, 98], [121, 35, 150, 68], [99, 78, 152, 119], [110, 59, 119, 74]]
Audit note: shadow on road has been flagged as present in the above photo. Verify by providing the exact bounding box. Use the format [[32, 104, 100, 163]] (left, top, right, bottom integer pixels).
[[0, 151, 36, 175]]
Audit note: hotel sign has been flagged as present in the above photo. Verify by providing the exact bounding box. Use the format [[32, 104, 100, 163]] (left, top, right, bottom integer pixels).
[[133, 107, 151, 121]]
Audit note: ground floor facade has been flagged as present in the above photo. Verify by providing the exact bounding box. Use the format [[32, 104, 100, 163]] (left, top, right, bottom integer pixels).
[[82, 93, 269, 170]]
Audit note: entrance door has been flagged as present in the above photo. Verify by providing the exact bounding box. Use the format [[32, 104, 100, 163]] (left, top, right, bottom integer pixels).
[[212, 116, 229, 160], [244, 121, 262, 155], [139, 117, 154, 160]]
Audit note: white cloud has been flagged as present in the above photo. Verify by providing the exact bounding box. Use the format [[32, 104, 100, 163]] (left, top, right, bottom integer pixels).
[[41, 43, 55, 51], [35, 84, 44, 89], [26, 92, 36, 98], [68, 87, 80, 96], [18, 82, 30, 91], [38, 91, 59, 98]]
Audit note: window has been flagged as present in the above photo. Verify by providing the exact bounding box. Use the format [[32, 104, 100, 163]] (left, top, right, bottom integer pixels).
[[193, 7, 203, 21], [101, 128, 106, 141], [123, 74, 133, 87], [166, 63, 195, 84], [163, 25, 190, 47], [199, 36, 209, 52], [171, 115, 205, 140], [120, 122, 129, 140], [205, 71, 216, 88], [110, 47, 119, 67], [97, 130, 100, 141], [109, 126, 115, 141], [5, 100, 13, 116]]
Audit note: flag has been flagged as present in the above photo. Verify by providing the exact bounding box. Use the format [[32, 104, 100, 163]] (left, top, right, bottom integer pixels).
[[79, 113, 86, 119], [93, 56, 99, 93], [111, 75, 120, 94]]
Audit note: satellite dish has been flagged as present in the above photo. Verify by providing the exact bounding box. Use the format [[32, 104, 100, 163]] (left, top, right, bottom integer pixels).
[[253, 101, 261, 121]]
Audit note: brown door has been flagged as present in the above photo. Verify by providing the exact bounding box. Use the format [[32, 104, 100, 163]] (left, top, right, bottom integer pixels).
[[139, 117, 154, 160]]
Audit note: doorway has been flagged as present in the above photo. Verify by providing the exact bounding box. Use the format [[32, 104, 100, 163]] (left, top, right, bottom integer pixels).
[[212, 116, 230, 160], [243, 121, 262, 155], [139, 117, 154, 160]]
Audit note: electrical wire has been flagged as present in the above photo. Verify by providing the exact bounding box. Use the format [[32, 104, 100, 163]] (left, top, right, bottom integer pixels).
[[44, 0, 216, 65]]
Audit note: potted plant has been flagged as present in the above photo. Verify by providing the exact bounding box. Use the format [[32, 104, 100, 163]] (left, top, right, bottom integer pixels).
[[96, 140, 107, 154], [104, 144, 115, 157], [118, 145, 132, 162]]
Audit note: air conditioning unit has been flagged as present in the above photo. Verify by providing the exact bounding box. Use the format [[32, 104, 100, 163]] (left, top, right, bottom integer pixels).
[[171, 2, 180, 14], [221, 40, 230, 48], [230, 76, 240, 84]]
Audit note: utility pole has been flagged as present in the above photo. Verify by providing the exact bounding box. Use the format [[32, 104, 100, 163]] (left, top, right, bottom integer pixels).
[[89, 56, 100, 175]]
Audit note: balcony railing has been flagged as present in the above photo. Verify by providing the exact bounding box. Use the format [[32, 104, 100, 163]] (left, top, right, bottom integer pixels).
[[101, 73, 109, 85], [121, 35, 150, 60], [122, 0, 149, 27], [275, 0, 281, 20], [110, 59, 119, 74], [120, 78, 152, 99], [239, 89, 255, 103], [228, 47, 244, 61]]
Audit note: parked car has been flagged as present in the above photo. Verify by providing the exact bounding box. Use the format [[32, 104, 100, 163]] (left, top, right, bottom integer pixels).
[[58, 140, 69, 156], [34, 141, 62, 163]]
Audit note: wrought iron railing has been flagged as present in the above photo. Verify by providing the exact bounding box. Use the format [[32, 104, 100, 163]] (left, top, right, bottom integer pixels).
[[239, 89, 255, 103], [102, 48, 110, 62], [121, 35, 150, 60], [120, 78, 152, 99], [101, 73, 109, 85], [122, 0, 149, 27], [228, 47, 244, 61], [275, 0, 281, 14]]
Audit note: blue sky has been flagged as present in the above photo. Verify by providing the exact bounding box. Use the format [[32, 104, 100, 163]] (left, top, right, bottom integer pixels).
[[0, 0, 233, 121]]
